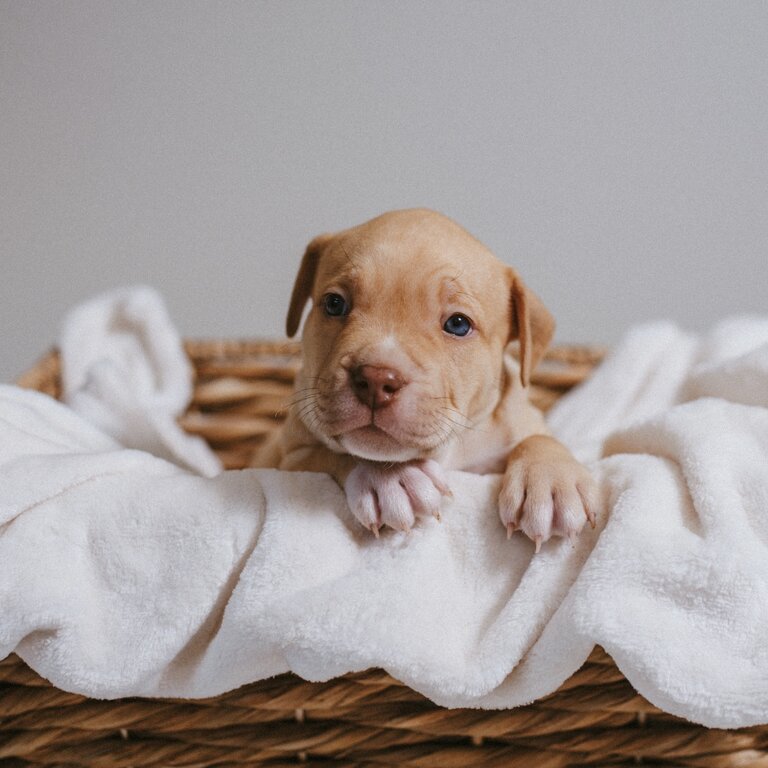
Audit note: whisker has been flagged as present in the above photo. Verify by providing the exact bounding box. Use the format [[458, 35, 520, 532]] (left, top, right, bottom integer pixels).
[[439, 406, 495, 435], [284, 389, 321, 409], [297, 401, 321, 421], [436, 407, 474, 431], [431, 418, 458, 449]]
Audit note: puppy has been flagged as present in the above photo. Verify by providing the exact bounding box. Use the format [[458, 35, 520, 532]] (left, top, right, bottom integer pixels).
[[255, 209, 597, 550]]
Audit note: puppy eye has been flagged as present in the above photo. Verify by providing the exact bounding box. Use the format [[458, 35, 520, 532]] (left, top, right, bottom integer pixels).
[[443, 313, 473, 337], [322, 292, 349, 317]]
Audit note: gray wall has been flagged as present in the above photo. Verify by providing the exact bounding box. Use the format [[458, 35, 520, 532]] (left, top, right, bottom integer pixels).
[[2, 1, 767, 382]]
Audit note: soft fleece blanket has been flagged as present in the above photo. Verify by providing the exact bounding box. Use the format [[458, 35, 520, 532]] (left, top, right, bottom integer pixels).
[[2, 288, 768, 729]]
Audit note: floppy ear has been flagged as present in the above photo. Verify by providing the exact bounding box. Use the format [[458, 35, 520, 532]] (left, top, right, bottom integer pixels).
[[285, 234, 333, 338], [509, 271, 555, 387]]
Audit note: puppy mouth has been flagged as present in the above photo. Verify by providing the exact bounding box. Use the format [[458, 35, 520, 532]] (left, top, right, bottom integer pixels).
[[328, 411, 430, 462], [301, 382, 451, 462], [338, 423, 419, 462], [347, 423, 388, 438]]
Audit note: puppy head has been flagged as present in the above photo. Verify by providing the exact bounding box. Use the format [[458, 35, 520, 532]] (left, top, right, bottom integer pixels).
[[286, 209, 554, 462]]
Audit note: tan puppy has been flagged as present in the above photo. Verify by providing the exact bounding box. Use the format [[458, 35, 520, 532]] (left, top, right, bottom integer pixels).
[[256, 209, 597, 550]]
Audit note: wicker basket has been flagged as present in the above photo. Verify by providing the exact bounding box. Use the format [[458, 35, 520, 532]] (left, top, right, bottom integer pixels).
[[3, 340, 763, 767]]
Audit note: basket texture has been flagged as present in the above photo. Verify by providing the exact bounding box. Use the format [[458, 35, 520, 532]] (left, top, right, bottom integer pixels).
[[4, 340, 765, 767]]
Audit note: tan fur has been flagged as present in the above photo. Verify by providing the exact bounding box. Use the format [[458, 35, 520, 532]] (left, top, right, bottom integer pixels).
[[255, 209, 596, 548]]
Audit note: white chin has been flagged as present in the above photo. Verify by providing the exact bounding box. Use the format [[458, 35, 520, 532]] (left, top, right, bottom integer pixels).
[[339, 428, 419, 462]]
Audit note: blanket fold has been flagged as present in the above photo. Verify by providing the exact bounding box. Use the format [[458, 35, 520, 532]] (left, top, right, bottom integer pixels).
[[2, 288, 768, 728], [59, 286, 221, 477]]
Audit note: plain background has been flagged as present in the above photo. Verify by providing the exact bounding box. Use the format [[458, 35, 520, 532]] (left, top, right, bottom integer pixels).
[[2, 1, 766, 382]]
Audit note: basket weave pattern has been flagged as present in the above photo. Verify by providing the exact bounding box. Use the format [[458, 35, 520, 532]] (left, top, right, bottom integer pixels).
[[4, 340, 764, 767]]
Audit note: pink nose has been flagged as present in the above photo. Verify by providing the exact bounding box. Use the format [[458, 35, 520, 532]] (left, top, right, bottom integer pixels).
[[351, 365, 407, 408]]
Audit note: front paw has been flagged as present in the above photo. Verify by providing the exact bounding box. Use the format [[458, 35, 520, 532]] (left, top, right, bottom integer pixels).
[[499, 436, 598, 552], [344, 459, 452, 535]]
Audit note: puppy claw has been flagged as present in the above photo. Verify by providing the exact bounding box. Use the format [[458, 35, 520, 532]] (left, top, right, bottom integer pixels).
[[500, 440, 598, 552], [578, 480, 599, 530], [420, 460, 452, 498], [345, 460, 449, 534], [506, 522, 516, 540]]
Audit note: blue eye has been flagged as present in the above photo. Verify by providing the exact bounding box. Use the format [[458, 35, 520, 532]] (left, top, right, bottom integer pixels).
[[323, 293, 349, 317], [443, 313, 473, 337]]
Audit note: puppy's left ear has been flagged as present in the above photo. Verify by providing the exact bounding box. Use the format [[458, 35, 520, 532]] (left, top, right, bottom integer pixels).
[[508, 270, 555, 387], [286, 233, 333, 338]]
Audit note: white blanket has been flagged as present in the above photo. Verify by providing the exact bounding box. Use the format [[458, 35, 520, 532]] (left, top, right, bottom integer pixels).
[[2, 289, 768, 729], [59, 286, 221, 477]]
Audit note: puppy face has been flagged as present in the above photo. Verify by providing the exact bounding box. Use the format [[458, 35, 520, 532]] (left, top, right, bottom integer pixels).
[[287, 209, 553, 463]]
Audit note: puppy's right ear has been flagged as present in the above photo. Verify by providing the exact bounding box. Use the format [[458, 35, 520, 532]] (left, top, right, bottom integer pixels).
[[286, 234, 333, 338], [508, 270, 556, 388]]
